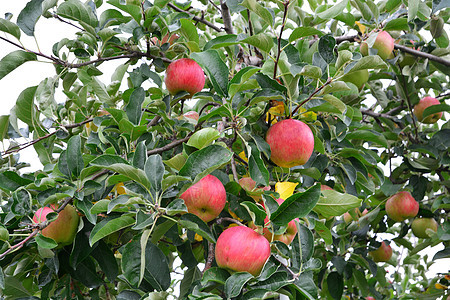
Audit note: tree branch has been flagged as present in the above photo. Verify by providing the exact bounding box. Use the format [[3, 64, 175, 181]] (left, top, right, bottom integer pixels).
[[167, 3, 222, 32], [52, 13, 85, 31], [360, 109, 403, 125], [203, 241, 215, 274], [219, 0, 234, 34], [273, 0, 290, 79], [146, 135, 191, 156], [216, 217, 245, 227], [292, 77, 333, 116]]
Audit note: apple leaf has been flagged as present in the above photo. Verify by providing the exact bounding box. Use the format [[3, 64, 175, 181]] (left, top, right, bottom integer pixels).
[[0, 19, 21, 40], [241, 201, 266, 226], [145, 154, 164, 194], [270, 184, 321, 226], [313, 189, 361, 218], [125, 87, 145, 125], [187, 128, 220, 150], [289, 27, 324, 43], [57, 0, 98, 29], [292, 222, 314, 264], [191, 50, 229, 97], [89, 215, 135, 246], [204, 34, 238, 50], [239, 33, 274, 54], [165, 198, 188, 216], [421, 103, 450, 120], [35, 233, 58, 249], [17, 0, 44, 36], [224, 272, 254, 298], [240, 0, 273, 27], [346, 129, 388, 148], [347, 56, 388, 72], [247, 143, 270, 187], [201, 267, 230, 286], [314, 221, 333, 245], [66, 135, 84, 178], [178, 213, 216, 243], [317, 0, 349, 19]]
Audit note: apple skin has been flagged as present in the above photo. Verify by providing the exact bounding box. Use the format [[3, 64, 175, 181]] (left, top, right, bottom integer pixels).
[[261, 198, 298, 245], [413, 96, 442, 124], [215, 226, 271, 276], [180, 174, 226, 222], [321, 185, 333, 191], [238, 177, 270, 202], [340, 69, 369, 90], [343, 208, 368, 223], [369, 241, 393, 262], [265, 119, 314, 168], [33, 204, 80, 246], [385, 191, 419, 222], [360, 31, 395, 60], [366, 297, 375, 300], [411, 218, 438, 238], [165, 58, 205, 97]]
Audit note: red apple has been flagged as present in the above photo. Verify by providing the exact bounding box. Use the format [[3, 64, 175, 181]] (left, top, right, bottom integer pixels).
[[369, 241, 393, 262], [262, 198, 298, 245], [321, 185, 333, 191], [215, 226, 271, 276], [385, 191, 419, 222], [165, 58, 205, 97], [180, 174, 226, 222], [265, 119, 314, 168], [343, 208, 368, 223], [360, 31, 395, 60], [33, 204, 80, 246], [238, 177, 270, 202], [366, 297, 375, 300], [340, 69, 369, 90], [413, 96, 442, 124], [411, 217, 438, 238]]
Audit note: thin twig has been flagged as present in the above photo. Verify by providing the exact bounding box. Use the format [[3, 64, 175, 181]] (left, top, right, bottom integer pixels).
[[52, 13, 85, 31], [400, 75, 419, 141], [216, 217, 245, 227], [292, 77, 333, 116], [219, 0, 234, 34], [167, 3, 222, 32], [203, 241, 215, 274], [230, 155, 239, 182], [146, 135, 191, 156], [273, 0, 290, 79], [360, 109, 403, 126]]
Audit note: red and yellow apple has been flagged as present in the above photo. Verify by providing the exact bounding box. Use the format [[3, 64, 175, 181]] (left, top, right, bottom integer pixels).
[[340, 69, 369, 90], [238, 177, 270, 202], [265, 119, 314, 168], [180, 174, 226, 222], [343, 207, 368, 223], [411, 217, 438, 238], [261, 198, 298, 245], [360, 31, 395, 60], [165, 58, 205, 97], [321, 185, 333, 191], [385, 191, 419, 222], [33, 204, 80, 246], [413, 96, 442, 124], [215, 226, 271, 276], [369, 241, 393, 262]]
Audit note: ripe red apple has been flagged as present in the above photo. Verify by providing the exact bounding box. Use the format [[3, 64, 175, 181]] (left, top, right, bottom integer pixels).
[[265, 119, 314, 168], [413, 96, 442, 124], [369, 241, 393, 262], [165, 58, 205, 97], [180, 174, 226, 222], [33, 204, 80, 246], [411, 217, 438, 238], [385, 191, 419, 222], [340, 69, 369, 90], [261, 198, 298, 245], [360, 31, 395, 60], [366, 297, 375, 300], [215, 226, 271, 276], [343, 208, 368, 223], [238, 177, 270, 202]]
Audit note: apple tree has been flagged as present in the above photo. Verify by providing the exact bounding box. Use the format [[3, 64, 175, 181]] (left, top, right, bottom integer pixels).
[[0, 0, 449, 299]]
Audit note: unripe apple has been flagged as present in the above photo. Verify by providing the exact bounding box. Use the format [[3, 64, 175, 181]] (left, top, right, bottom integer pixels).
[[265, 119, 314, 168], [413, 96, 443, 124], [215, 226, 271, 276], [340, 69, 369, 90], [180, 174, 226, 222], [343, 208, 368, 223], [165, 58, 205, 97], [261, 198, 298, 245], [369, 241, 393, 262], [385, 191, 419, 222], [360, 31, 395, 60], [33, 204, 80, 246], [238, 177, 270, 202], [411, 217, 438, 238]]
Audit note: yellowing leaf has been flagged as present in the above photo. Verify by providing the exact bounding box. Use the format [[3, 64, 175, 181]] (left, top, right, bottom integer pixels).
[[238, 151, 248, 163], [355, 21, 366, 34], [275, 182, 298, 200]]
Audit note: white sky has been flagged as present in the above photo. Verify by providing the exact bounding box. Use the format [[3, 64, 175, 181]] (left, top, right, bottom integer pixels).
[[0, 0, 448, 289]]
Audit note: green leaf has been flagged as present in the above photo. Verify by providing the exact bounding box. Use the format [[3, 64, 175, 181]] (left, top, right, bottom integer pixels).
[[314, 221, 333, 245], [348, 55, 388, 72], [89, 215, 135, 246], [178, 213, 216, 243], [0, 171, 33, 192], [320, 81, 350, 95], [432, 0, 450, 13], [408, 0, 419, 21], [240, 0, 273, 27], [384, 18, 409, 31], [270, 184, 321, 226], [346, 130, 388, 147], [240, 33, 274, 54], [0, 50, 37, 81], [35, 233, 58, 249], [179, 19, 199, 45], [293, 222, 314, 263], [289, 27, 324, 43], [313, 189, 361, 218], [224, 272, 254, 298], [201, 267, 230, 285], [145, 154, 164, 193], [57, 0, 98, 28], [204, 34, 238, 50], [318, 34, 336, 64], [322, 94, 346, 113], [191, 50, 229, 97], [228, 66, 261, 97], [0, 19, 21, 40], [241, 201, 266, 226], [91, 241, 119, 281], [0, 115, 9, 141], [248, 143, 270, 187], [422, 103, 450, 120], [317, 0, 349, 19], [126, 87, 145, 125], [107, 0, 141, 23], [132, 141, 147, 170], [14, 86, 38, 127], [17, 0, 44, 36], [187, 128, 220, 149], [299, 65, 322, 79], [66, 135, 84, 177], [165, 198, 188, 216], [179, 145, 232, 182], [327, 272, 344, 299]]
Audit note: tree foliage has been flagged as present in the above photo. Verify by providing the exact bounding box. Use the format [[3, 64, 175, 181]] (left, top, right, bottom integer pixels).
[[0, 0, 449, 299]]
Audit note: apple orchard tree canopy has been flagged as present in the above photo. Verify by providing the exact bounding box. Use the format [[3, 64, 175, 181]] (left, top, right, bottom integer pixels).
[[0, 0, 449, 299]]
